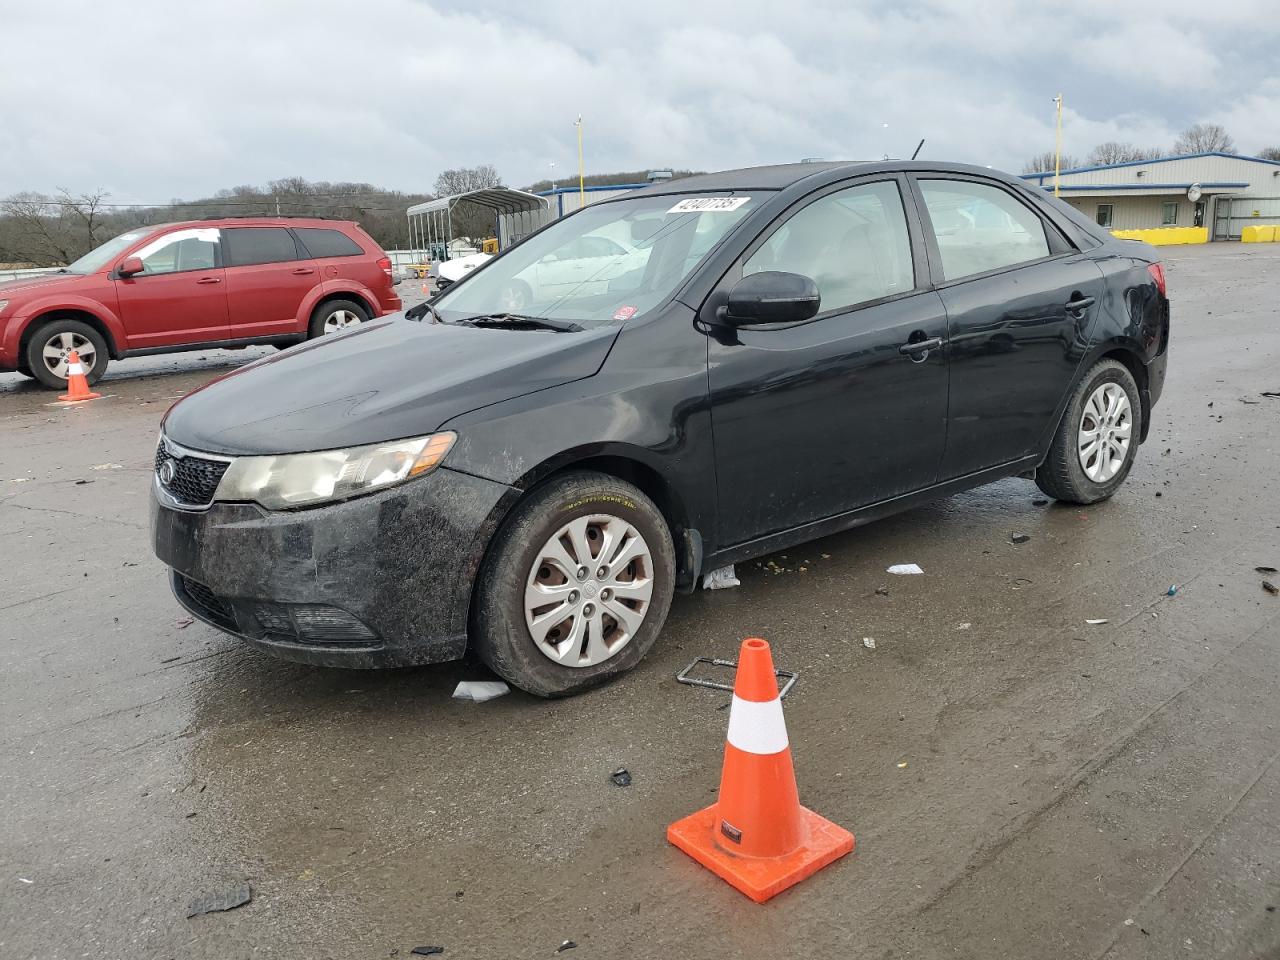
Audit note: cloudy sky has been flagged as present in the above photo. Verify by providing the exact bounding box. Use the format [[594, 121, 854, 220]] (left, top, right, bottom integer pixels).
[[2, 0, 1278, 203]]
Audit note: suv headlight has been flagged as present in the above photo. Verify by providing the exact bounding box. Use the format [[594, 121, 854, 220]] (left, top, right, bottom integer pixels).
[[213, 432, 456, 509]]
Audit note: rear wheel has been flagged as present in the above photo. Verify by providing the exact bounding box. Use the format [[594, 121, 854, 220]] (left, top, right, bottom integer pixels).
[[24, 319, 109, 389], [471, 471, 676, 698], [308, 299, 369, 339], [1036, 359, 1142, 504]]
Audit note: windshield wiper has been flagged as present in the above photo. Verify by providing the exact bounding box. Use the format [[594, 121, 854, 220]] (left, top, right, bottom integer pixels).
[[460, 313, 584, 333]]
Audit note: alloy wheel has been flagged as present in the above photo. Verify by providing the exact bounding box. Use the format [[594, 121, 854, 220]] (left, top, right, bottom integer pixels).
[[41, 331, 96, 380], [1078, 382, 1132, 483], [524, 514, 654, 667], [322, 309, 362, 334]]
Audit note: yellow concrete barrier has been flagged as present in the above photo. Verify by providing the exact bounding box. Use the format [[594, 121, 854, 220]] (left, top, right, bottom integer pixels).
[[1110, 227, 1208, 245], [1241, 224, 1278, 243]]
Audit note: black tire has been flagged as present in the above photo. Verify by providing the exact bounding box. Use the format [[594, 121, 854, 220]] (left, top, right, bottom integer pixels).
[[471, 471, 676, 698], [1036, 359, 1142, 505], [24, 318, 109, 390], [307, 299, 369, 339], [14, 362, 35, 379]]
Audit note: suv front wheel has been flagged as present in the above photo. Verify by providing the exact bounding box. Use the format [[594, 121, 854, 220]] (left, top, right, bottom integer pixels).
[[24, 318, 109, 390]]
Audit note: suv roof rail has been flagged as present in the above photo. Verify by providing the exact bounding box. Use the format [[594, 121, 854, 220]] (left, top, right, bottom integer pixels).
[[195, 213, 349, 221]]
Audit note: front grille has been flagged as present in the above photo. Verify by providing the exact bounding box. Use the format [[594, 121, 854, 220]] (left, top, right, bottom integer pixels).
[[178, 575, 237, 628], [156, 443, 230, 507]]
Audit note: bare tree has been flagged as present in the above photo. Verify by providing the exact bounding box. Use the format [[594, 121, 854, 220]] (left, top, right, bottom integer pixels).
[[0, 189, 110, 265], [1258, 146, 1280, 161], [1086, 142, 1162, 165], [1172, 123, 1235, 155], [57, 188, 109, 250], [433, 164, 503, 197], [1022, 152, 1080, 175]]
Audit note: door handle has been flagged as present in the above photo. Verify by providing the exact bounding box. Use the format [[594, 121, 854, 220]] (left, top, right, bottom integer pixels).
[[195, 277, 222, 284], [1065, 294, 1095, 314], [899, 336, 943, 358], [292, 268, 315, 275]]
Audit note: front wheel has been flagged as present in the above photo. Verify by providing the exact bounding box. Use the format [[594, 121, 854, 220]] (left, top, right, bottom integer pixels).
[[471, 471, 676, 697], [1036, 359, 1142, 504], [24, 319, 109, 390]]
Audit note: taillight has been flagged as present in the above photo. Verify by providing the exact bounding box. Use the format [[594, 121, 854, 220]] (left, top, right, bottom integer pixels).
[[1147, 262, 1166, 298], [377, 256, 392, 279]]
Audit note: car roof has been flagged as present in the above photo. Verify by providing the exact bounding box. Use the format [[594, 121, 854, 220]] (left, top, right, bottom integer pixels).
[[144, 217, 357, 231], [625, 160, 1027, 196]]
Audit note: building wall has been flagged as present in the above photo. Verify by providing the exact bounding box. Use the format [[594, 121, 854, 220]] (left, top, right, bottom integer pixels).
[[1027, 153, 1280, 197], [1064, 195, 1194, 230]]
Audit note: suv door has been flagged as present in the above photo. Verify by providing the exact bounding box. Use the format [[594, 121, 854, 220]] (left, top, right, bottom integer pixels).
[[705, 177, 949, 546], [911, 176, 1107, 478], [222, 227, 319, 338], [113, 227, 230, 349]]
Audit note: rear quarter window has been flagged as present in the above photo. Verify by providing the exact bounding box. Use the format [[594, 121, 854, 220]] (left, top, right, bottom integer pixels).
[[295, 227, 365, 258]]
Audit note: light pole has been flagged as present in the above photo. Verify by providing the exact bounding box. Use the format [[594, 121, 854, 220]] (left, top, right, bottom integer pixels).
[[1052, 94, 1064, 198]]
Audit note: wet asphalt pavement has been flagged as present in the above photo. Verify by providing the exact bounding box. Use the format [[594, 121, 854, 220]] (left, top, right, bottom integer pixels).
[[2, 245, 1279, 959]]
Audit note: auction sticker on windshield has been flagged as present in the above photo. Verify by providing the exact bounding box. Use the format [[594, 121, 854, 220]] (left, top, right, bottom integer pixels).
[[668, 196, 750, 213]]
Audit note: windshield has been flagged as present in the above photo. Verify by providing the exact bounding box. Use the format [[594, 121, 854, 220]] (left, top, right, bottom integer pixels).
[[433, 193, 757, 326], [65, 229, 150, 274]]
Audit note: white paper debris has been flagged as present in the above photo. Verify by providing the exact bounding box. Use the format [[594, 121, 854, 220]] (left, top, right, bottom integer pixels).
[[1085, 618, 1110, 625], [887, 563, 923, 575], [451, 680, 510, 702], [91, 463, 123, 471], [862, 637, 876, 650], [701, 564, 741, 590], [956, 622, 972, 631]]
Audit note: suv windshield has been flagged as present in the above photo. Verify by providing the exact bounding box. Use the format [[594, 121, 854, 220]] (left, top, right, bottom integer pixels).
[[64, 229, 151, 274], [433, 193, 756, 326]]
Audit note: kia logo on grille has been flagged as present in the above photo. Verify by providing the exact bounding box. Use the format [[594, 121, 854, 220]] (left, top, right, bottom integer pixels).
[[158, 460, 176, 486]]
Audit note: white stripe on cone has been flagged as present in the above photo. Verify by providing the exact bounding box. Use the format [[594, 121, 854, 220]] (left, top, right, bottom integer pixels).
[[66, 362, 84, 376], [725, 695, 789, 755]]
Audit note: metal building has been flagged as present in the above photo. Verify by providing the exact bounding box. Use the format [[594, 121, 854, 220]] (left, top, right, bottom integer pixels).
[[1022, 152, 1280, 240]]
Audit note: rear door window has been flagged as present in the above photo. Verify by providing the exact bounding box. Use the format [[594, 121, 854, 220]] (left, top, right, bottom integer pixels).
[[294, 227, 364, 258], [224, 227, 301, 266], [918, 180, 1052, 281]]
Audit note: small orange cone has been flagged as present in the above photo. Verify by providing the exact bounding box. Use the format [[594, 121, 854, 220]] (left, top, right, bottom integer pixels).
[[58, 350, 101, 402], [667, 638, 854, 902]]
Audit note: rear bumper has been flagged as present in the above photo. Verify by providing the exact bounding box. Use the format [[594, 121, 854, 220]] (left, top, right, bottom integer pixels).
[[379, 294, 402, 315], [151, 466, 515, 668]]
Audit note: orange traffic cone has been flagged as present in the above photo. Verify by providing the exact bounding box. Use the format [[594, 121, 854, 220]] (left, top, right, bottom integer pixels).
[[667, 638, 854, 902], [58, 350, 101, 402]]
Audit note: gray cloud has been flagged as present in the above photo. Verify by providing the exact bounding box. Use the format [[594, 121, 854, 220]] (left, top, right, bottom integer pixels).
[[1, 0, 1277, 202]]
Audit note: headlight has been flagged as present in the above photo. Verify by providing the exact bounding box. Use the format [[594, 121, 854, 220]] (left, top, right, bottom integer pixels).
[[213, 432, 456, 509]]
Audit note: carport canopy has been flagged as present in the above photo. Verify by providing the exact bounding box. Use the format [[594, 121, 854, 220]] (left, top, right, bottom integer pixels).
[[406, 187, 552, 261]]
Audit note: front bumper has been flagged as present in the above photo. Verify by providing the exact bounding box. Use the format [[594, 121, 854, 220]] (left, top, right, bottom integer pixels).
[[151, 466, 514, 668]]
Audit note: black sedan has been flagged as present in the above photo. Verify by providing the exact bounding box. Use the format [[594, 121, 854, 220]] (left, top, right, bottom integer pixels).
[[151, 161, 1169, 696]]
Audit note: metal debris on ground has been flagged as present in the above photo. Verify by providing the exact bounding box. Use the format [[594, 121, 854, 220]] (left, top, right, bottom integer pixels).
[[1264, 581, 1279, 596], [610, 768, 631, 787], [701, 564, 741, 590], [187, 882, 252, 918], [1085, 618, 1110, 625], [1256, 566, 1278, 574], [451, 680, 510, 702], [1010, 533, 1031, 544], [410, 947, 444, 956], [887, 563, 923, 575], [862, 637, 876, 650], [73, 478, 94, 485], [1166, 585, 1179, 596], [556, 941, 578, 953], [676, 656, 798, 699]]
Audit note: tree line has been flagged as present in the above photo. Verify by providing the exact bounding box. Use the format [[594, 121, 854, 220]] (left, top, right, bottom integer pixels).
[[1024, 123, 1280, 174]]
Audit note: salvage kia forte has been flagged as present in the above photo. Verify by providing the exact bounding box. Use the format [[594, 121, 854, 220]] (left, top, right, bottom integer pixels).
[[152, 161, 1169, 696]]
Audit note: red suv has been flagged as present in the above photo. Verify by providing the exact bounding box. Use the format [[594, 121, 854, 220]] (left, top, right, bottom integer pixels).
[[0, 217, 402, 388]]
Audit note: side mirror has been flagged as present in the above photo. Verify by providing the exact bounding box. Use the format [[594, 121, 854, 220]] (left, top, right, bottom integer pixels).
[[118, 256, 144, 278], [724, 271, 820, 325]]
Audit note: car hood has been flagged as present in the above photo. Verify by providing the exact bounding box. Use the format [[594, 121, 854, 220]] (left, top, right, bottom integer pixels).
[[162, 316, 620, 456], [0, 273, 83, 296]]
